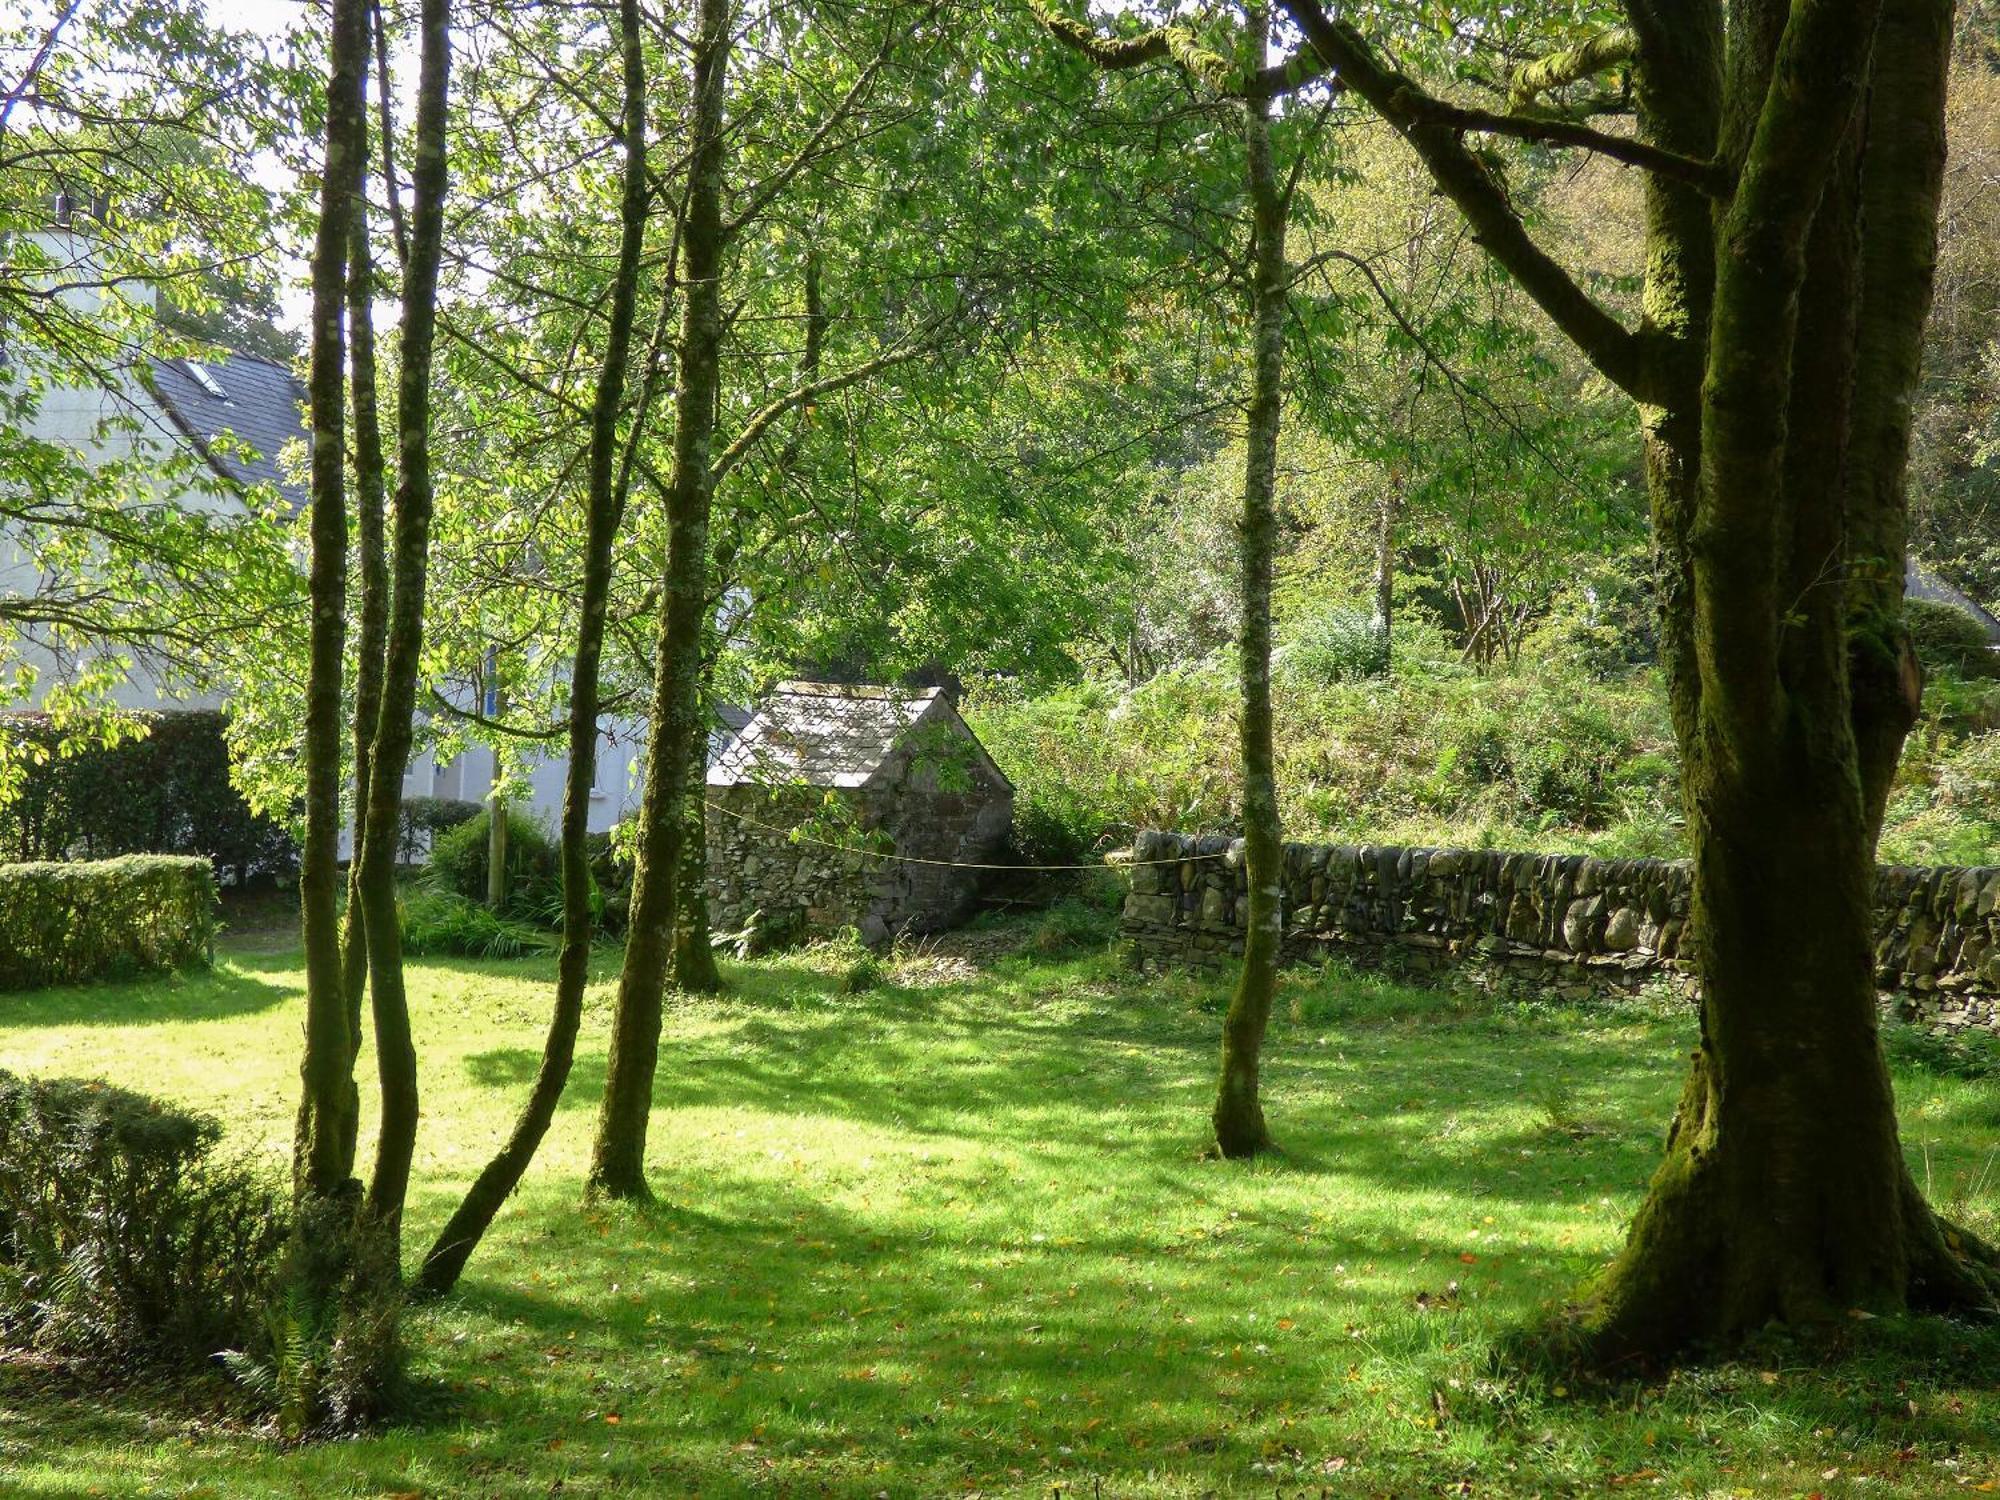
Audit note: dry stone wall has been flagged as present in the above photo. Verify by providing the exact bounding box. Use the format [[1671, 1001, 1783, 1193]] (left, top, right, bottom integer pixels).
[[1120, 829, 2000, 1033]]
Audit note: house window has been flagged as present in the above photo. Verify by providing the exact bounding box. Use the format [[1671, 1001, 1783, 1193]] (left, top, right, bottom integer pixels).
[[184, 361, 228, 400]]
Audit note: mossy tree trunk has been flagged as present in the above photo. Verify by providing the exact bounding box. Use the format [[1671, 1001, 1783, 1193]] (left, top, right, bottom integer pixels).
[[337, 178, 390, 1158], [1211, 9, 1288, 1160], [354, 0, 451, 1248], [417, 0, 649, 1295], [1279, 0, 1999, 1356], [674, 778, 724, 993], [589, 0, 731, 1202], [1581, 0, 1997, 1357], [295, 0, 369, 1207]]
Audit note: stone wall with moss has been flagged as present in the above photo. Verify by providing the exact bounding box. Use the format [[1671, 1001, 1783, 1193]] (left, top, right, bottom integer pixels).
[[1118, 829, 2000, 1032]]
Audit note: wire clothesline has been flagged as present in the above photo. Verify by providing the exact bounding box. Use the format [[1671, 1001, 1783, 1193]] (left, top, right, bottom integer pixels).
[[702, 797, 1228, 874]]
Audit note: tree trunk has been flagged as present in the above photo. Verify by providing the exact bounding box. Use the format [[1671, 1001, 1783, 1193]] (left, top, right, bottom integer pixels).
[[486, 677, 508, 908], [338, 180, 390, 1166], [1577, 0, 1998, 1359], [355, 0, 450, 1246], [1211, 28, 1287, 1161], [295, 0, 369, 1205], [1274, 0, 2000, 1357], [1371, 481, 1395, 668], [589, 0, 730, 1202], [415, 0, 648, 1297], [674, 767, 724, 993]]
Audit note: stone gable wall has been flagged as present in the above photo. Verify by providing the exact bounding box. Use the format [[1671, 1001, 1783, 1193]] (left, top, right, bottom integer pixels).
[[706, 768, 1011, 948], [1119, 829, 2000, 1033]]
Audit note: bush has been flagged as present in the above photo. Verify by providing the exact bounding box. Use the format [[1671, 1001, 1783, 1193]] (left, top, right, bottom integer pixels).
[[0, 710, 295, 882], [587, 828, 634, 934], [222, 1197, 403, 1439], [1908, 599, 2000, 678], [1277, 603, 1390, 686], [0, 855, 217, 990], [1524, 547, 1660, 678], [0, 1071, 286, 1366], [427, 808, 563, 922], [398, 886, 557, 960], [396, 796, 482, 863]]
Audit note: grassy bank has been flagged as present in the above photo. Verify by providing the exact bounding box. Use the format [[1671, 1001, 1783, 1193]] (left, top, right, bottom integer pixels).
[[3, 930, 1998, 1496], [969, 657, 2000, 869]]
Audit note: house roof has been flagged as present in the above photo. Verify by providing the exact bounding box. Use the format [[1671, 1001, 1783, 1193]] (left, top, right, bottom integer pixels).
[[1907, 559, 2000, 644], [708, 681, 1009, 791], [148, 351, 308, 513]]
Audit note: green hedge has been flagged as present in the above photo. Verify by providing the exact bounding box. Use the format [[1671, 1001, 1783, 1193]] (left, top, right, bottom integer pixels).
[[0, 856, 217, 990], [0, 710, 295, 881]]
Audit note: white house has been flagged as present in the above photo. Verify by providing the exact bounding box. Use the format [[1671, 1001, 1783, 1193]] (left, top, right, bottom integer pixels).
[[2, 210, 644, 844]]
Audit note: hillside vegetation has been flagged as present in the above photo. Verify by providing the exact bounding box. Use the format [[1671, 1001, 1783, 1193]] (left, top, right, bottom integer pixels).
[[974, 607, 2000, 869]]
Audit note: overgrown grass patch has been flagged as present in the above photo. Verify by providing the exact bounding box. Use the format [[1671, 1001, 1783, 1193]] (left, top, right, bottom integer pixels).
[[2, 931, 1997, 1495]]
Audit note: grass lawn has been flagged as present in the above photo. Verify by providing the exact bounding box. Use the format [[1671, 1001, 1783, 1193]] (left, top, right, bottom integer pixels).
[[3, 922, 1999, 1498]]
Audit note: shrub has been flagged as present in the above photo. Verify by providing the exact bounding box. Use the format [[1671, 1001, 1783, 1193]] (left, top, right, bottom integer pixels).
[[0, 855, 217, 990], [0, 1071, 286, 1367], [1277, 603, 1389, 686], [396, 796, 482, 863], [587, 828, 634, 934], [398, 886, 557, 960], [0, 709, 295, 882], [1524, 547, 1660, 677], [1908, 598, 2000, 678], [427, 808, 563, 922], [222, 1198, 403, 1439]]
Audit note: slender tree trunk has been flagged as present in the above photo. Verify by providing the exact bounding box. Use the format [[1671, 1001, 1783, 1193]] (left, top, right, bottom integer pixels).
[[674, 762, 724, 993], [589, 0, 730, 1201], [415, 0, 649, 1296], [295, 0, 369, 1206], [486, 678, 508, 908], [1372, 480, 1396, 668], [338, 182, 390, 1156], [355, 0, 450, 1247], [1211, 29, 1287, 1161]]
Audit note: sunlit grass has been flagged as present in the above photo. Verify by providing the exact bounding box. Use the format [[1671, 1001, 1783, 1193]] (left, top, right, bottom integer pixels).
[[3, 928, 1998, 1497]]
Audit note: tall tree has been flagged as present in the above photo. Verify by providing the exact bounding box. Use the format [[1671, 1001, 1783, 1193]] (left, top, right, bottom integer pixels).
[[417, 0, 652, 1294], [587, 0, 953, 1199], [353, 0, 452, 1245], [1211, 9, 1288, 1159], [588, 0, 731, 1201], [1037, 1, 1329, 1156], [1275, 0, 2000, 1352], [295, 0, 369, 1211]]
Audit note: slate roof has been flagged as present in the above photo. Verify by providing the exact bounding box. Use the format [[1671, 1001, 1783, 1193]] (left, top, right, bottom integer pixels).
[[708, 681, 1004, 790], [149, 351, 309, 513], [1907, 558, 2000, 645]]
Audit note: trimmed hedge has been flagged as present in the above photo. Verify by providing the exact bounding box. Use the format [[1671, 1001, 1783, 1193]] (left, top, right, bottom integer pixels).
[[0, 1070, 286, 1365], [0, 709, 296, 882], [0, 855, 217, 990]]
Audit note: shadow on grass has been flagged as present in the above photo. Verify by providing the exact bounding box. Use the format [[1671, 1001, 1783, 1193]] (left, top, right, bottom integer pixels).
[[0, 961, 294, 1030]]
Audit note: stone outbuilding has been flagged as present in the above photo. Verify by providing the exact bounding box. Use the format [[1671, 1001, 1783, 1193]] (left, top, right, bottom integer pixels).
[[704, 681, 1014, 947]]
